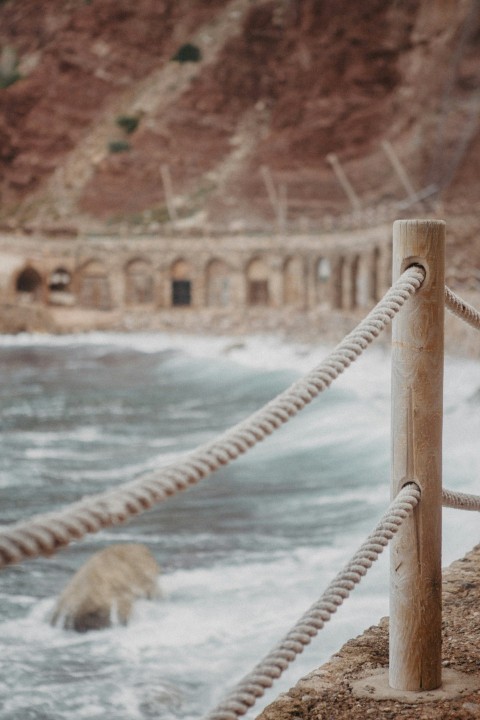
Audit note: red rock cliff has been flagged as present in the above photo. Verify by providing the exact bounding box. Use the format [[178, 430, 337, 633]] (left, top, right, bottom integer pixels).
[[0, 0, 479, 232]]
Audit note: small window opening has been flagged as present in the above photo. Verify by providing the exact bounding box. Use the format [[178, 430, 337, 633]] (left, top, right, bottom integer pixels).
[[172, 280, 191, 306], [48, 269, 71, 292]]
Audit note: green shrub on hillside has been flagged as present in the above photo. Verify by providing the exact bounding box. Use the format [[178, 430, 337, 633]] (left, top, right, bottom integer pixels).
[[116, 115, 140, 134], [0, 45, 21, 89], [171, 43, 201, 63], [108, 140, 131, 154], [0, 69, 20, 89]]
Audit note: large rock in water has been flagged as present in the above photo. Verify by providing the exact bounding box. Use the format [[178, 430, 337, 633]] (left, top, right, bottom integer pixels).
[[51, 544, 161, 632]]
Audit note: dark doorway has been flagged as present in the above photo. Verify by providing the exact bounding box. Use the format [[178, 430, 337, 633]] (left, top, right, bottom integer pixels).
[[16, 267, 42, 294], [248, 280, 269, 306], [172, 280, 191, 306], [16, 267, 43, 301]]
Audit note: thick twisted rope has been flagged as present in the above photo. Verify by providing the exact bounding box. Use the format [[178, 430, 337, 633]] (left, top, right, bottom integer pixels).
[[0, 267, 425, 569], [442, 289, 480, 511], [203, 483, 421, 720], [442, 487, 480, 511], [445, 285, 480, 331]]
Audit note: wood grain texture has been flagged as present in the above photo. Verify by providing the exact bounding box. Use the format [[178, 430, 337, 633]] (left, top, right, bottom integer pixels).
[[389, 219, 445, 691]]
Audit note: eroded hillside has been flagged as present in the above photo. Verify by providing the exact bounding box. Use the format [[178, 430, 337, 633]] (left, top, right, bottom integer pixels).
[[1, 0, 480, 236]]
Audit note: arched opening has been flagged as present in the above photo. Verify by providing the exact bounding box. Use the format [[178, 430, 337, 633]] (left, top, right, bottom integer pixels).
[[316, 257, 331, 304], [48, 267, 74, 306], [283, 256, 304, 306], [125, 259, 154, 305], [247, 257, 269, 306], [48, 268, 71, 292], [171, 259, 192, 307], [16, 267, 43, 302], [78, 260, 112, 310], [206, 259, 230, 307]]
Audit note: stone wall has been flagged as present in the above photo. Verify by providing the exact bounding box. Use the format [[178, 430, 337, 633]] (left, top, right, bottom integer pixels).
[[0, 226, 391, 333]]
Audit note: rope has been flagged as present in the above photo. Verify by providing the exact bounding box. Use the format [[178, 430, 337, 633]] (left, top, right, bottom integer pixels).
[[0, 267, 425, 569], [442, 290, 480, 511], [445, 285, 480, 331], [203, 483, 421, 720], [442, 487, 480, 511]]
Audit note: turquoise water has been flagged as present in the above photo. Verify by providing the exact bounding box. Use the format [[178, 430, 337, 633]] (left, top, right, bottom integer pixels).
[[0, 332, 478, 719]]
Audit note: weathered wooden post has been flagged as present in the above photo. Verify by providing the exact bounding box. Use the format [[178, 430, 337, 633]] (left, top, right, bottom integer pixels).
[[390, 219, 445, 691], [160, 164, 178, 226], [326, 153, 362, 211], [381, 140, 417, 203], [260, 165, 286, 236]]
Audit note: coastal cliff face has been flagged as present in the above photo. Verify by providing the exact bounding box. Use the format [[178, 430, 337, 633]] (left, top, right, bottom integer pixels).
[[1, 0, 480, 230]]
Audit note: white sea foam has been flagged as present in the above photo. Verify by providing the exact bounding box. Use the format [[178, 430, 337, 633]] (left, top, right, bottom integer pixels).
[[0, 330, 478, 720]]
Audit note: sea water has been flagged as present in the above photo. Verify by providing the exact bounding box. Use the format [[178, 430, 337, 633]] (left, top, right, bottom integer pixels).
[[0, 332, 478, 719]]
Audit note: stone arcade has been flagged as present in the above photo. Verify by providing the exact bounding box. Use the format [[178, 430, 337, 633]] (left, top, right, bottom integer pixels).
[[0, 226, 391, 329]]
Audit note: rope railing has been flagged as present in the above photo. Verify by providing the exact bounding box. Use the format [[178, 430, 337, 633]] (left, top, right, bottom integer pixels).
[[442, 487, 480, 512], [445, 284, 480, 331], [0, 265, 425, 569], [442, 285, 480, 513], [203, 483, 421, 720], [443, 288, 480, 516], [201, 484, 480, 720]]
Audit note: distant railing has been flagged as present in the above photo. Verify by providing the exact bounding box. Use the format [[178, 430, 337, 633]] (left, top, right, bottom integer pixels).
[[0, 220, 478, 719]]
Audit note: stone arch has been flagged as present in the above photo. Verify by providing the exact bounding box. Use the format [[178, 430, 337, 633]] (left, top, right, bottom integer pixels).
[[206, 258, 230, 307], [125, 258, 154, 305], [283, 256, 304, 307], [15, 266, 43, 302], [78, 260, 112, 310], [315, 256, 332, 304], [246, 257, 270, 306], [170, 258, 192, 306]]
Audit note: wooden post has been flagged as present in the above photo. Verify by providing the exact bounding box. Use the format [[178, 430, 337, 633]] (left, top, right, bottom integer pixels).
[[278, 182, 287, 238], [390, 219, 445, 691], [326, 153, 361, 211], [160, 164, 178, 226], [260, 165, 283, 234], [381, 140, 417, 202]]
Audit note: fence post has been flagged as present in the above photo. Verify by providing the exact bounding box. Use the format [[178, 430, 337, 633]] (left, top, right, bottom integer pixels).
[[390, 219, 445, 691]]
